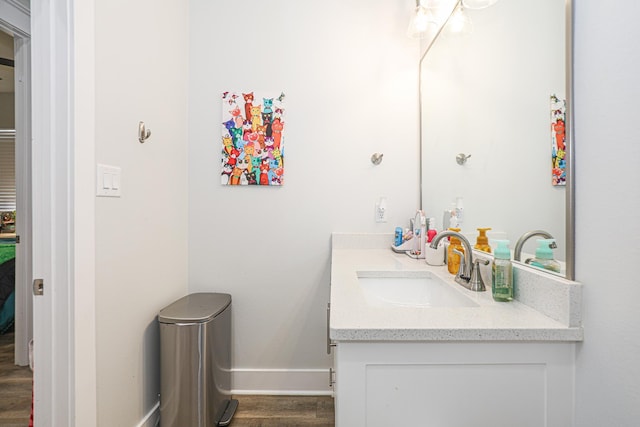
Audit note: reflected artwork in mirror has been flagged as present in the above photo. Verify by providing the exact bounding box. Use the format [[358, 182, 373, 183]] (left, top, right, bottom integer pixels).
[[419, 0, 574, 279]]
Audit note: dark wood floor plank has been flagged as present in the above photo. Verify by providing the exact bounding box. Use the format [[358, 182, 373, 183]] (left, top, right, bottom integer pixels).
[[229, 395, 335, 426], [0, 331, 32, 426]]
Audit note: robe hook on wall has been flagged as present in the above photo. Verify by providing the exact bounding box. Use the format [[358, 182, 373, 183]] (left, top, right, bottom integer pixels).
[[371, 153, 384, 165], [456, 153, 471, 165], [138, 121, 151, 143]]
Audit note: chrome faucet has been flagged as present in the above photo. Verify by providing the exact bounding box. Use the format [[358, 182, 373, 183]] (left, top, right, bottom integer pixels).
[[429, 230, 487, 291], [513, 230, 557, 262]]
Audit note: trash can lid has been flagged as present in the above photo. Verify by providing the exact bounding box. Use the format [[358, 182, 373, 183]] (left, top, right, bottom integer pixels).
[[158, 293, 231, 324]]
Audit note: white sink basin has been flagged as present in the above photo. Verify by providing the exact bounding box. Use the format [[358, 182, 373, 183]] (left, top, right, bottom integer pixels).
[[357, 271, 479, 308]]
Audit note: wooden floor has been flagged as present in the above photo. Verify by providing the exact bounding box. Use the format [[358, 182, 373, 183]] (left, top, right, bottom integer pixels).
[[229, 395, 335, 427], [0, 331, 32, 427], [0, 332, 334, 426]]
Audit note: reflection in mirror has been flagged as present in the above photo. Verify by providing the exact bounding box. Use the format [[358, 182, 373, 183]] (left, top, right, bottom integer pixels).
[[419, 0, 573, 278]]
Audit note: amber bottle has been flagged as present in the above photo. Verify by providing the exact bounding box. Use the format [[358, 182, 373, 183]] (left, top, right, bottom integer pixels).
[[447, 227, 463, 275]]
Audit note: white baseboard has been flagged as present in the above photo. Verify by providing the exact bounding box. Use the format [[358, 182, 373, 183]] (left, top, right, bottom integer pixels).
[[135, 401, 160, 427], [232, 368, 333, 395], [135, 369, 331, 426]]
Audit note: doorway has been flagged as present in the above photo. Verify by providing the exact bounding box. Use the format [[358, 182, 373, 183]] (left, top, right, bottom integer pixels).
[[0, 15, 31, 369], [0, 6, 33, 424]]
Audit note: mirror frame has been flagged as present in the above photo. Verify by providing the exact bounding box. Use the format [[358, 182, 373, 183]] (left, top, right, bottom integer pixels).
[[418, 0, 575, 280]]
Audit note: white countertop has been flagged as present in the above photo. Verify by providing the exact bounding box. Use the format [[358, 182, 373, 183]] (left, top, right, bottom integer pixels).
[[330, 234, 583, 342]]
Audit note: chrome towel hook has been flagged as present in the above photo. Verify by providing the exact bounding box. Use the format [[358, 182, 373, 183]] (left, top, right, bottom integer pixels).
[[370, 153, 384, 165], [138, 121, 151, 143], [456, 153, 471, 165]]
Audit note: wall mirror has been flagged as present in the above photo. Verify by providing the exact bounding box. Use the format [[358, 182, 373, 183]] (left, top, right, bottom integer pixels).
[[419, 0, 574, 279]]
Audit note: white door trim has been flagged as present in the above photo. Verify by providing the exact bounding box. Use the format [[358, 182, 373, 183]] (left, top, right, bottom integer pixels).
[[31, 0, 74, 424], [13, 30, 32, 368]]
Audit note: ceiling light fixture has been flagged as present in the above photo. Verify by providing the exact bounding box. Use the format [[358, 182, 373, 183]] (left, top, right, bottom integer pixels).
[[462, 0, 499, 10]]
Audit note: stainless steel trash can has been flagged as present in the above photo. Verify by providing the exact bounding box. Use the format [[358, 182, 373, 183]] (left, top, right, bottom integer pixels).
[[158, 293, 238, 427]]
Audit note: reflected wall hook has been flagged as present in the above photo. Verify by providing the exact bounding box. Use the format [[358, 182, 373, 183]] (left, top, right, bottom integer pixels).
[[456, 153, 471, 165], [138, 121, 151, 143], [371, 153, 384, 165]]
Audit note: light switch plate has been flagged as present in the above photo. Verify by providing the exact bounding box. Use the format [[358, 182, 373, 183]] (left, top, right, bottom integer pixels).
[[96, 164, 121, 197]]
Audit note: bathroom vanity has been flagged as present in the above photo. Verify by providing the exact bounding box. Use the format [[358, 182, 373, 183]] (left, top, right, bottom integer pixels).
[[329, 233, 582, 427]]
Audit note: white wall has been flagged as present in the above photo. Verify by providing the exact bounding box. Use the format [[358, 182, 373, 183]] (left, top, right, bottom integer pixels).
[[573, 0, 640, 425], [93, 0, 189, 424], [420, 0, 566, 256], [188, 0, 420, 392]]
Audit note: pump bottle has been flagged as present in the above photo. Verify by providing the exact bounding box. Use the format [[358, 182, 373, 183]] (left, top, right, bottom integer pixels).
[[446, 227, 463, 275], [492, 240, 513, 302], [474, 227, 492, 253]]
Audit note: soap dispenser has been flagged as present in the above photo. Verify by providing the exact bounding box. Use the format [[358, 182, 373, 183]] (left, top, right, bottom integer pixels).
[[529, 239, 561, 273], [492, 240, 513, 302], [474, 227, 492, 253], [446, 227, 463, 275]]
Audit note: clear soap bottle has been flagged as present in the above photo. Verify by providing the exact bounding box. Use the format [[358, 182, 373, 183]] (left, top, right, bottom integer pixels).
[[492, 240, 513, 302]]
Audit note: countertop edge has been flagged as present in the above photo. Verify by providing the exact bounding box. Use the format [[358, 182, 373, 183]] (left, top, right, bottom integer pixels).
[[330, 327, 584, 342]]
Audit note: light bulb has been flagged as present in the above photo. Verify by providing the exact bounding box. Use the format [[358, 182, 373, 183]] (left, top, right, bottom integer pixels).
[[445, 5, 473, 36], [414, 7, 430, 32], [407, 5, 437, 39], [462, 0, 499, 10]]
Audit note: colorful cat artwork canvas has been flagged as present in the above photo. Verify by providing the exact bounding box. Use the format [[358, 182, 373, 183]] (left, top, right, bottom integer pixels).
[[550, 94, 566, 186], [221, 91, 285, 186]]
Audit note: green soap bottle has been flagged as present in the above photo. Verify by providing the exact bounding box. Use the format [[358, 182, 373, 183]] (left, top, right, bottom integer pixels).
[[492, 240, 513, 302], [529, 239, 561, 273]]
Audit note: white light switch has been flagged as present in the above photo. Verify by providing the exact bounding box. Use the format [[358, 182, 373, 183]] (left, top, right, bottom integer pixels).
[[97, 164, 122, 197], [103, 173, 112, 189]]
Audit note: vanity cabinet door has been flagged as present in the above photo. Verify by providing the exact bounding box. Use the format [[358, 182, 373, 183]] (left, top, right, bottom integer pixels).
[[335, 342, 575, 427]]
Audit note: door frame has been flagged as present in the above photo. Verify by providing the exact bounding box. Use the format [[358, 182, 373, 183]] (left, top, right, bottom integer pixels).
[[30, 0, 73, 422], [31, 0, 96, 424], [0, 0, 32, 368], [3, 0, 97, 425], [31, 0, 97, 424]]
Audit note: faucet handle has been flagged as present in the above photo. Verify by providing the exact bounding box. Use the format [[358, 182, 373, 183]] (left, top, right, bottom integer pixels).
[[469, 258, 489, 292]]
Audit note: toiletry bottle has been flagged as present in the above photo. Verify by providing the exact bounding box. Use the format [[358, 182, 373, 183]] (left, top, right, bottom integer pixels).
[[442, 208, 451, 231], [418, 214, 427, 258], [474, 227, 492, 253], [446, 227, 463, 275], [492, 240, 513, 302], [530, 239, 561, 273], [394, 227, 403, 247], [455, 197, 464, 228], [448, 202, 459, 228], [412, 210, 426, 257], [427, 217, 438, 243]]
